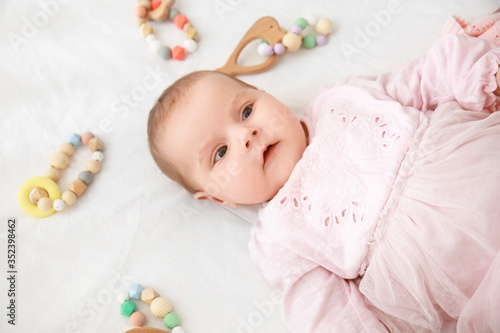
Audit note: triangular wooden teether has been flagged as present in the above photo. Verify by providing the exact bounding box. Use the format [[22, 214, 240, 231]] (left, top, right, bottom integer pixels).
[[216, 16, 285, 76]]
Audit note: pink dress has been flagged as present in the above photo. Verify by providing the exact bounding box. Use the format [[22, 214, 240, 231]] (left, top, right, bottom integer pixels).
[[249, 34, 500, 332]]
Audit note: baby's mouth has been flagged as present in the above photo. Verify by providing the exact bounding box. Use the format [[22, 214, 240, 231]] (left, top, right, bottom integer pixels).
[[263, 143, 276, 165]]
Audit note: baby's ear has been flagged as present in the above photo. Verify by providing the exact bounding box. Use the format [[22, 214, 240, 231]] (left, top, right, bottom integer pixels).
[[194, 191, 239, 208]]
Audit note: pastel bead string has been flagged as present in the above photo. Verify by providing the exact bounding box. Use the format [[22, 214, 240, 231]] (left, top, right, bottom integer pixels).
[[121, 284, 185, 332], [134, 0, 199, 61], [18, 132, 104, 218], [257, 16, 333, 57]]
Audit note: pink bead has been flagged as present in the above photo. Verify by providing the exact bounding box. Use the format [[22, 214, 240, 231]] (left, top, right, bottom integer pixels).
[[273, 43, 285, 55], [81, 132, 95, 145], [130, 311, 146, 327], [291, 24, 302, 34], [316, 35, 327, 46], [134, 5, 147, 19], [263, 44, 274, 56]]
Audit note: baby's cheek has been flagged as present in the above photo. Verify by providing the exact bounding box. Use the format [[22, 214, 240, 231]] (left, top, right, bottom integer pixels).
[[268, 110, 298, 137]]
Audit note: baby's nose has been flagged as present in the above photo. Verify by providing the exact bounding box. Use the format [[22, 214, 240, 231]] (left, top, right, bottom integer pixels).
[[244, 129, 258, 148]]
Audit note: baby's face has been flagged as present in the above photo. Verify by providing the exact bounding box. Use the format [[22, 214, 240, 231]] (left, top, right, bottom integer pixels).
[[159, 73, 307, 206]]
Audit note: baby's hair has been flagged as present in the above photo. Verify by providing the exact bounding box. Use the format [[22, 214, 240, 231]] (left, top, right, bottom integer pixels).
[[147, 70, 257, 193]]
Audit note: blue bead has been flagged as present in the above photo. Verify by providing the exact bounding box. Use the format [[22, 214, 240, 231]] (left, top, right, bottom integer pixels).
[[69, 133, 82, 147], [129, 283, 144, 299]]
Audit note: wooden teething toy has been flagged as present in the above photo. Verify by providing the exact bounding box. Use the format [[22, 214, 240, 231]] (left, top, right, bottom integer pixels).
[[18, 132, 104, 218], [216, 16, 333, 76], [134, 0, 199, 60], [121, 284, 184, 333]]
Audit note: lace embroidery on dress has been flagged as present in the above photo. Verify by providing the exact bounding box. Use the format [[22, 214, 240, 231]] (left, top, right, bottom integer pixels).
[[271, 100, 403, 232]]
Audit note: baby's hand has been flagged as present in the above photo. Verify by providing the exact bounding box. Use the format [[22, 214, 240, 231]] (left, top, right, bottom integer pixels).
[[495, 67, 500, 96]]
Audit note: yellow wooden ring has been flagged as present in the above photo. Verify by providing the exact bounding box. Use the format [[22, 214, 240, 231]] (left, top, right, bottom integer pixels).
[[18, 176, 61, 218]]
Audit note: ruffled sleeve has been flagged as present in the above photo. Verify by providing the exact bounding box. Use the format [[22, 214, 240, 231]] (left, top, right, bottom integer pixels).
[[328, 34, 500, 113], [249, 226, 388, 332]]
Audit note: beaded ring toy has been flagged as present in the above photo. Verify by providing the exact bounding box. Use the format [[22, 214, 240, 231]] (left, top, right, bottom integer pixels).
[[18, 132, 104, 218], [216, 16, 333, 76], [257, 16, 333, 56], [134, 0, 199, 61], [121, 284, 185, 333]]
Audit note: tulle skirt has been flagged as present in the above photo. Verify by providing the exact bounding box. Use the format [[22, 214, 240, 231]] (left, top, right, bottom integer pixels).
[[360, 102, 500, 332]]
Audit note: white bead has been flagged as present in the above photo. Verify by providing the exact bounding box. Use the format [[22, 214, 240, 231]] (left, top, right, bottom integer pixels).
[[92, 151, 104, 162], [149, 40, 161, 54], [305, 14, 317, 26], [145, 34, 157, 43], [53, 199, 65, 211], [183, 39, 197, 53], [257, 43, 268, 56], [172, 327, 185, 333], [117, 290, 129, 304]]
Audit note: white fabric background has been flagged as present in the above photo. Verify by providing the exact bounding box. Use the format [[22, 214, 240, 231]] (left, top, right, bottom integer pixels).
[[0, 0, 498, 332]]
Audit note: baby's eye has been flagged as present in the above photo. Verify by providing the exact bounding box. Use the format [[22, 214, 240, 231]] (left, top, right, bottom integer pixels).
[[242, 105, 253, 120], [214, 146, 227, 163]]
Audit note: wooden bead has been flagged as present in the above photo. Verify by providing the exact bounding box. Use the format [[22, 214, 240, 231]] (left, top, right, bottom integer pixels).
[[139, 23, 154, 38], [50, 151, 70, 170], [137, 17, 148, 26], [62, 190, 78, 206], [46, 167, 60, 181], [68, 180, 87, 197], [88, 137, 104, 152], [141, 287, 160, 305], [282, 32, 302, 52], [29, 187, 48, 204], [316, 18, 333, 35], [37, 197, 53, 211], [81, 132, 95, 145], [60, 143, 74, 157], [139, 0, 151, 8], [149, 0, 172, 21], [86, 160, 101, 174], [185, 26, 199, 41], [150, 297, 172, 318]]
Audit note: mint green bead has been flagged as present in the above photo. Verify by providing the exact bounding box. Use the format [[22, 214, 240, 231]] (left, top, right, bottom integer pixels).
[[164, 312, 181, 329], [303, 35, 316, 49], [120, 300, 136, 317], [259, 39, 269, 44], [294, 17, 308, 30]]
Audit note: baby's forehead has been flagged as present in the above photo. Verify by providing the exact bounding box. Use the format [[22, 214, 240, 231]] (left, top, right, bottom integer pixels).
[[193, 72, 244, 90]]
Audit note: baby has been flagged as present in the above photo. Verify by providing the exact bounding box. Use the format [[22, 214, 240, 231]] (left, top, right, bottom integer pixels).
[[148, 34, 500, 332]]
